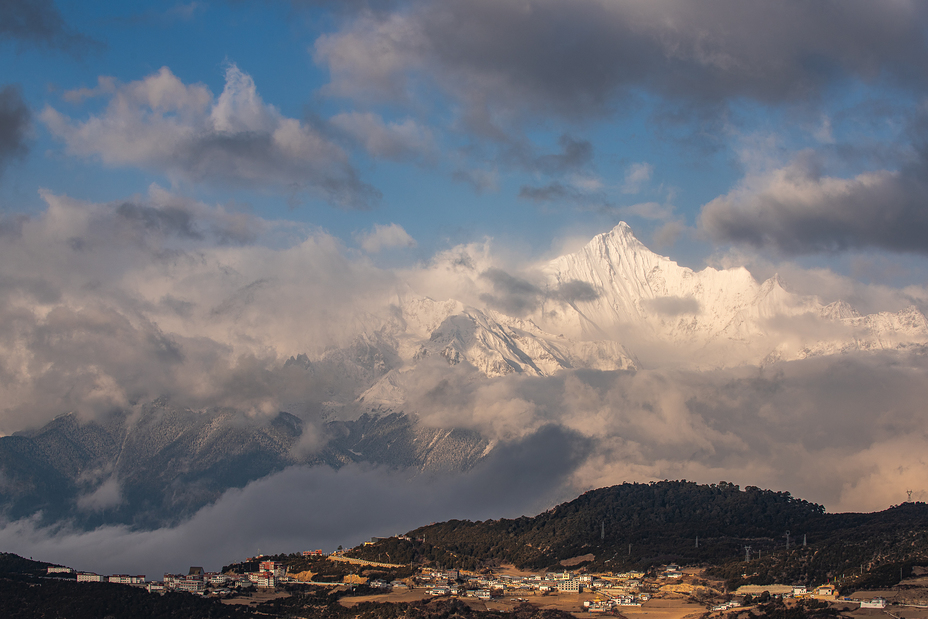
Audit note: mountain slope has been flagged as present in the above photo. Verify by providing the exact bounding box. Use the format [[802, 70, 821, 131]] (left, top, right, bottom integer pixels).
[[534, 223, 928, 367], [0, 405, 487, 528], [349, 480, 928, 590]]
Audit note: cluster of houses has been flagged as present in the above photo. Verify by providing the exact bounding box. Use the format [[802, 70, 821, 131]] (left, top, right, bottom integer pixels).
[[418, 567, 651, 603], [69, 568, 146, 585], [49, 553, 895, 612], [68, 560, 290, 595], [156, 561, 289, 594]]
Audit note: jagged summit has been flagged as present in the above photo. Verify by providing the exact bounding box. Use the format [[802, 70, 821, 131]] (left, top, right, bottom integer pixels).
[[348, 222, 928, 378], [527, 222, 928, 367]]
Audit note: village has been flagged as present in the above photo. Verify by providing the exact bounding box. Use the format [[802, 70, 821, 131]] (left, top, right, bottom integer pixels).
[[47, 548, 921, 618]]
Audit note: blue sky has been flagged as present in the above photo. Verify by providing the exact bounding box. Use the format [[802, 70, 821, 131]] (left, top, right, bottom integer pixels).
[[5, 0, 927, 283]]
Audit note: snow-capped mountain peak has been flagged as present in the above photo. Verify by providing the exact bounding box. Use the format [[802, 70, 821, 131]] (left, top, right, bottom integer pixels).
[[530, 222, 928, 367]]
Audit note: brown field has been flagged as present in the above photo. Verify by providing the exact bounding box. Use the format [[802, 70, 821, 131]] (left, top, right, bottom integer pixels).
[[846, 586, 928, 606], [841, 601, 928, 619], [339, 589, 433, 607], [494, 564, 545, 578], [220, 589, 292, 606], [614, 597, 708, 619]]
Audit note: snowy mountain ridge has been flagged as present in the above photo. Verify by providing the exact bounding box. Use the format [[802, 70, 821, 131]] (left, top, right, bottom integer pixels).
[[529, 222, 928, 367], [303, 221, 928, 408]]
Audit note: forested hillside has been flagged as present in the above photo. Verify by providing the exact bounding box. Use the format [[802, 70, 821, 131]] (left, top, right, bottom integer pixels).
[[348, 481, 928, 589]]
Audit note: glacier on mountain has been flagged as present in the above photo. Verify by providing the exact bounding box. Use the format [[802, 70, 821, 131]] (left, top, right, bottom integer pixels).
[[352, 222, 928, 389], [531, 222, 928, 368]]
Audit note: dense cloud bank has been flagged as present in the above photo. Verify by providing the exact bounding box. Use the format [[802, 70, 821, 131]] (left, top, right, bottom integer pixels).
[[0, 189, 396, 432], [0, 425, 586, 577], [316, 0, 928, 127], [2, 349, 927, 576]]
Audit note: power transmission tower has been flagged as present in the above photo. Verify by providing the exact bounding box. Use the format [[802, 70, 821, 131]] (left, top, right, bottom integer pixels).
[[744, 546, 752, 562]]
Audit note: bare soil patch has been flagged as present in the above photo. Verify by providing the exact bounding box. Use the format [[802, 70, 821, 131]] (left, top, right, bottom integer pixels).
[[221, 590, 291, 606]]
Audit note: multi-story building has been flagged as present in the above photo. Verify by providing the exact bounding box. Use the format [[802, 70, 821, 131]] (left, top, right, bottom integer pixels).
[[249, 571, 275, 588], [108, 575, 146, 584], [206, 572, 230, 586], [259, 561, 287, 578], [76, 572, 105, 582], [174, 578, 205, 593], [164, 573, 205, 593]]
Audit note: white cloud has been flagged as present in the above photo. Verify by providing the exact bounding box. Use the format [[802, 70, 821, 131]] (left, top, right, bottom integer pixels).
[[331, 112, 435, 162], [0, 188, 396, 431], [76, 477, 123, 512], [622, 162, 653, 194], [356, 222, 417, 253], [42, 65, 378, 208]]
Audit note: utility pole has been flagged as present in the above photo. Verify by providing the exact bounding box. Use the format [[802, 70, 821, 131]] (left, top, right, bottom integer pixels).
[[785, 531, 790, 550], [696, 536, 699, 548]]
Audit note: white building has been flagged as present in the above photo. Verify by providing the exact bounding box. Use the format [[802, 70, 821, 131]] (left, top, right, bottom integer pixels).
[[250, 571, 276, 588], [207, 572, 229, 586], [164, 573, 205, 593], [108, 575, 145, 584], [76, 573, 104, 582]]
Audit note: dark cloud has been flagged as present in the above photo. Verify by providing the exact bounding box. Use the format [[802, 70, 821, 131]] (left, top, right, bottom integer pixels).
[[179, 131, 380, 210], [318, 0, 928, 129], [518, 182, 613, 211], [519, 182, 572, 203], [116, 203, 203, 241], [700, 151, 928, 255], [0, 0, 101, 53], [554, 280, 601, 304], [0, 84, 29, 176], [507, 134, 594, 176], [536, 135, 593, 173], [479, 267, 543, 316]]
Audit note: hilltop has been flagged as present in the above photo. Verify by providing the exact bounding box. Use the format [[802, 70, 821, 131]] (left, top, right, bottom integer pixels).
[[347, 481, 928, 590]]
